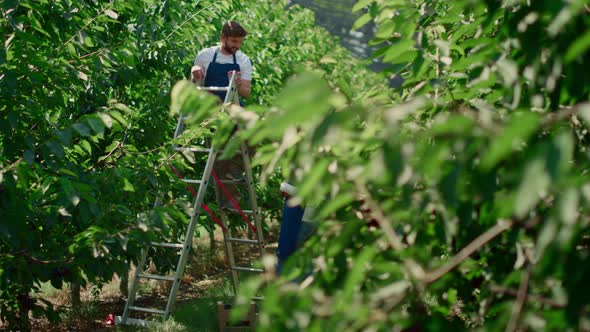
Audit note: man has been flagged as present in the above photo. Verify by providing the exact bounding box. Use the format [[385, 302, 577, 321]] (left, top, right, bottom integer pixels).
[[191, 21, 252, 208], [191, 21, 252, 102]]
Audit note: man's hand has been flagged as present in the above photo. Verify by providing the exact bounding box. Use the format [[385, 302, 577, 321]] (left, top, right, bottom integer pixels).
[[191, 65, 204, 81], [228, 70, 241, 86], [228, 70, 250, 98]]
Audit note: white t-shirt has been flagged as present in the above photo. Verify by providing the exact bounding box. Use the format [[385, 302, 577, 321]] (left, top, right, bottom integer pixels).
[[193, 46, 252, 81]]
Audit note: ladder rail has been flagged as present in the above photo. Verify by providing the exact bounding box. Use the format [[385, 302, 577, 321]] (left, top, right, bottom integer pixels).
[[121, 246, 149, 323], [215, 184, 240, 295], [240, 142, 265, 257], [163, 146, 218, 319]]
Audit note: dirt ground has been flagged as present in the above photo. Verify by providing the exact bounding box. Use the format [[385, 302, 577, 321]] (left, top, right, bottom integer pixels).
[[26, 223, 279, 332]]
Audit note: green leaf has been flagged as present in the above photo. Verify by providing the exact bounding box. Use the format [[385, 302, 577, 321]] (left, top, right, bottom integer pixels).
[[352, 0, 372, 12], [547, 131, 574, 178], [319, 56, 337, 64], [353, 13, 372, 30], [317, 192, 356, 219], [431, 115, 474, 136], [297, 159, 330, 199], [59, 168, 78, 178], [98, 113, 113, 128], [112, 102, 132, 114], [23, 150, 35, 165], [84, 36, 94, 47], [375, 20, 395, 39], [67, 43, 76, 56], [170, 80, 219, 124], [558, 188, 579, 225], [47, 140, 65, 159], [480, 112, 539, 170], [123, 178, 135, 192], [383, 40, 414, 63], [565, 30, 590, 62], [87, 117, 105, 134], [514, 157, 550, 218], [108, 111, 129, 128], [80, 140, 92, 154], [447, 288, 457, 305], [340, 246, 377, 306], [73, 123, 91, 136], [253, 72, 331, 142]]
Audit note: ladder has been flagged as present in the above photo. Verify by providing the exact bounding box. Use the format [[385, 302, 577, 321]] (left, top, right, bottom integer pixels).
[[117, 73, 265, 327]]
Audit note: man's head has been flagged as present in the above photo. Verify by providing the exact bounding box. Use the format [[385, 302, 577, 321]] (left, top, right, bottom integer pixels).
[[220, 21, 247, 55]]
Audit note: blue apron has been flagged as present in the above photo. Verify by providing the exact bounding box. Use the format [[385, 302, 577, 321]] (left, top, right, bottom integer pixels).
[[204, 48, 243, 106]]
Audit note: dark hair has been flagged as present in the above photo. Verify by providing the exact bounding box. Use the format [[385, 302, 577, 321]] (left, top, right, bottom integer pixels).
[[221, 21, 248, 38]]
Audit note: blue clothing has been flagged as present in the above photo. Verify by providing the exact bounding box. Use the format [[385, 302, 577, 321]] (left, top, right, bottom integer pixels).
[[277, 202, 304, 261], [204, 49, 243, 106], [276, 200, 318, 275]]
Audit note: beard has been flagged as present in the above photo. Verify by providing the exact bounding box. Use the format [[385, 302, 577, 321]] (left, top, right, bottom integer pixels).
[[223, 44, 238, 54]]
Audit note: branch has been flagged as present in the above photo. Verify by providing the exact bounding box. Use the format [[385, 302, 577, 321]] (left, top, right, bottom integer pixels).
[[490, 284, 565, 309], [506, 264, 532, 332], [354, 182, 428, 283], [424, 219, 513, 284], [0, 250, 73, 265], [541, 102, 589, 127], [0, 157, 23, 173], [88, 141, 122, 171], [355, 182, 404, 251], [56, 1, 115, 52]]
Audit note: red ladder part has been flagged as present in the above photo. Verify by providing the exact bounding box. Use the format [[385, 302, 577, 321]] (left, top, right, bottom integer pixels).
[[210, 170, 257, 234], [168, 164, 228, 233]]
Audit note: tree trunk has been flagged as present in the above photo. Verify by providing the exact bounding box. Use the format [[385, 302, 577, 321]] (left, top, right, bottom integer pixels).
[[209, 225, 216, 251], [16, 292, 32, 332], [119, 269, 129, 297], [70, 282, 81, 308]]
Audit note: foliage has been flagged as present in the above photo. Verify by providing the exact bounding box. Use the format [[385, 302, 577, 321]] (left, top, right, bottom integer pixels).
[[3, 0, 590, 330], [224, 0, 590, 331], [0, 0, 385, 329], [0, 0, 229, 328]]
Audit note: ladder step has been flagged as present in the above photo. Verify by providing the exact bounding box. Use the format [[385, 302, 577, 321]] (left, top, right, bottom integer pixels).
[[222, 208, 255, 214], [115, 316, 156, 327], [198, 86, 229, 92], [219, 179, 246, 184], [181, 179, 202, 184], [231, 266, 264, 273], [137, 273, 176, 281], [150, 242, 184, 248], [128, 306, 166, 315], [226, 237, 260, 245]]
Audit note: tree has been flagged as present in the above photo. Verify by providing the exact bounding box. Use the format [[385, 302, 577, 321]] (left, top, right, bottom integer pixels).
[[226, 0, 590, 330]]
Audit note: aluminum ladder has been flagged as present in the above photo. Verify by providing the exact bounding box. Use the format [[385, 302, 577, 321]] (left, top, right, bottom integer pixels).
[[117, 73, 265, 327]]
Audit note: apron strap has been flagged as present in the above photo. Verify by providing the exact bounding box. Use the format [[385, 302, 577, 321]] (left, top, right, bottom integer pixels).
[[212, 49, 219, 63]]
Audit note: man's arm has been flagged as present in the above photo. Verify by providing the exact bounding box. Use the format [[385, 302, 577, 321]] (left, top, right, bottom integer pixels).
[[236, 53, 252, 99], [237, 79, 251, 98], [191, 49, 209, 83]]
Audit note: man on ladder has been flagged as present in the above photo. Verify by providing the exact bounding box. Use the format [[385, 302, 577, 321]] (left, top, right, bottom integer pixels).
[[191, 21, 253, 208], [116, 21, 264, 327]]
